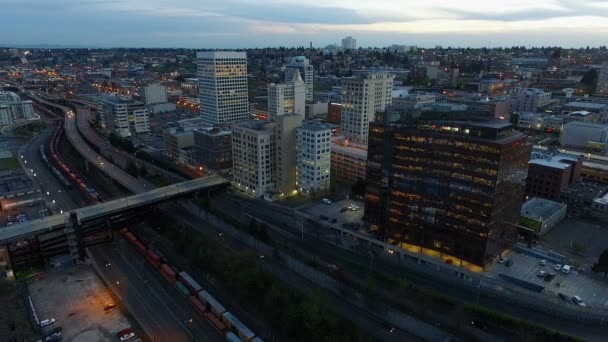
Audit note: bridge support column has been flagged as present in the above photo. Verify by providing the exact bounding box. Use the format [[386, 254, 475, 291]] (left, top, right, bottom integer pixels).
[[64, 211, 86, 264]]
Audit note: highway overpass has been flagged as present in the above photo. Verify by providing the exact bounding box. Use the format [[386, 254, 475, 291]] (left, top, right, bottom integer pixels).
[[0, 175, 229, 245]]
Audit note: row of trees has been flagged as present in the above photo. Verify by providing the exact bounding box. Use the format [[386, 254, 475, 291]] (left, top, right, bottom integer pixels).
[[151, 215, 372, 342]]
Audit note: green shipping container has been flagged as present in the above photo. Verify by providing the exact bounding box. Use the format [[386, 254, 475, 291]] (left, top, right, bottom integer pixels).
[[175, 280, 190, 296]]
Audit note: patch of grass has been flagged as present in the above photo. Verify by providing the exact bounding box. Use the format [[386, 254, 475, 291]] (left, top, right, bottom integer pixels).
[[0, 157, 19, 171]]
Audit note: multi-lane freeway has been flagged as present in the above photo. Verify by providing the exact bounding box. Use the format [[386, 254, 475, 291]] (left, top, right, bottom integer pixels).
[[89, 242, 223, 342]]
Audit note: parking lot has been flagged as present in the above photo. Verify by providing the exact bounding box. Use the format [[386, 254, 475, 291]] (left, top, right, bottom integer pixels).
[[487, 250, 608, 309], [541, 218, 608, 268], [301, 198, 365, 231], [28, 265, 132, 341]]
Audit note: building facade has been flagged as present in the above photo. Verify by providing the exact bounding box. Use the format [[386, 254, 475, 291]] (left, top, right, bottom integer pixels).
[[341, 36, 357, 50], [341, 72, 393, 144], [144, 83, 168, 104], [560, 121, 608, 153], [267, 71, 305, 119], [231, 121, 276, 197], [296, 120, 332, 194], [275, 114, 304, 195], [98, 95, 150, 138], [525, 150, 583, 200], [193, 127, 233, 172], [596, 62, 608, 95], [365, 119, 531, 271], [330, 138, 367, 186], [510, 88, 551, 113], [197, 51, 249, 125], [285, 56, 314, 102], [163, 126, 195, 162]]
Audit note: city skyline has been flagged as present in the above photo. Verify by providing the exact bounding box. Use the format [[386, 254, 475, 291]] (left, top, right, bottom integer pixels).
[[3, 0, 608, 48]]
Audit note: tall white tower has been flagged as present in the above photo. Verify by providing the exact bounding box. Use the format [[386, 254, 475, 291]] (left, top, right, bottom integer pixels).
[[285, 56, 314, 102], [197, 51, 249, 125], [268, 70, 306, 119]]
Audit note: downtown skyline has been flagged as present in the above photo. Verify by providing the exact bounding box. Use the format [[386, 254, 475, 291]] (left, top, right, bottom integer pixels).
[[2, 0, 608, 48]]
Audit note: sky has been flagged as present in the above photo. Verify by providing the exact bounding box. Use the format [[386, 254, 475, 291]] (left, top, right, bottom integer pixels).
[[2, 0, 608, 48]]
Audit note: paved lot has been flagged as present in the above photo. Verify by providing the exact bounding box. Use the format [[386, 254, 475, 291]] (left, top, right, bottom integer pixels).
[[300, 199, 365, 230], [28, 265, 132, 341], [541, 218, 608, 268], [487, 250, 608, 310]]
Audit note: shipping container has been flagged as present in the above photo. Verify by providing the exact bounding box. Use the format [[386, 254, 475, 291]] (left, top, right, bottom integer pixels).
[[119, 228, 128, 235], [175, 281, 190, 297], [198, 290, 226, 317], [145, 250, 161, 268], [125, 232, 137, 243], [189, 296, 207, 316], [159, 264, 177, 284], [222, 312, 255, 342], [225, 332, 241, 342], [178, 271, 202, 294], [204, 312, 227, 334]]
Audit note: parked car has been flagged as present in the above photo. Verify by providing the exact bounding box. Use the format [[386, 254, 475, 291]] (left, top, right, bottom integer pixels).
[[537, 270, 547, 277], [572, 296, 586, 307], [49, 327, 62, 335], [558, 293, 569, 302], [340, 207, 348, 213], [322, 198, 332, 204], [498, 257, 506, 264], [505, 260, 513, 267], [120, 332, 135, 341], [554, 264, 563, 271], [539, 259, 547, 266], [562, 265, 571, 274], [544, 273, 556, 282], [103, 303, 117, 311]]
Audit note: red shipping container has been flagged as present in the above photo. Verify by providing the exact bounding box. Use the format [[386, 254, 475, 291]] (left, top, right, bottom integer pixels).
[[160, 264, 177, 284], [125, 232, 137, 244], [205, 312, 227, 334], [189, 296, 207, 316], [146, 250, 161, 268], [119, 228, 128, 235]]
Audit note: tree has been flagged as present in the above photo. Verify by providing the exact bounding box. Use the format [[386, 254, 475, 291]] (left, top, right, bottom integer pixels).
[[592, 249, 608, 277], [126, 161, 139, 177], [571, 240, 585, 256]]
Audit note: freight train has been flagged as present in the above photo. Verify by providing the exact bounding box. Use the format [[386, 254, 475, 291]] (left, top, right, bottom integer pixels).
[[119, 228, 264, 342]]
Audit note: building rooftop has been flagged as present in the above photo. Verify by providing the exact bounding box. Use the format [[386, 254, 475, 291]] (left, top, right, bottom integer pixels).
[[562, 181, 608, 203], [530, 149, 582, 169], [300, 119, 336, 131], [594, 190, 608, 205], [564, 102, 608, 110], [331, 137, 368, 159], [521, 197, 566, 221]]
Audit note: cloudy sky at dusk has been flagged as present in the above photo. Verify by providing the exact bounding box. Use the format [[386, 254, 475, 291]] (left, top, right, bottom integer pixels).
[[2, 0, 608, 48]]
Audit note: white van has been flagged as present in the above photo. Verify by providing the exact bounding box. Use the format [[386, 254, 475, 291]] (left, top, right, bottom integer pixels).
[[561, 265, 571, 274]]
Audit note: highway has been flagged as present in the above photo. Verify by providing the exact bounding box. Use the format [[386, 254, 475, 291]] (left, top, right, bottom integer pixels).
[[74, 105, 187, 183], [0, 175, 228, 243], [28, 93, 147, 193], [89, 242, 222, 342]]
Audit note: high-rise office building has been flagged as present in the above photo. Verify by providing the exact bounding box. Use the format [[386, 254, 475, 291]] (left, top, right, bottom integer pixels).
[[98, 95, 150, 138], [341, 36, 356, 50], [296, 120, 332, 194], [365, 118, 530, 271], [596, 62, 608, 95], [341, 72, 393, 144], [285, 56, 314, 102], [197, 51, 249, 125], [268, 71, 306, 120]]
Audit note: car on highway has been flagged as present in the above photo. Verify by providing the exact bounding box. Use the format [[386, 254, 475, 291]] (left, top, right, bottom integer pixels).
[[572, 295, 586, 307], [119, 332, 136, 341], [104, 260, 111, 267], [554, 264, 563, 271], [322, 198, 332, 204], [40, 318, 55, 327], [537, 270, 547, 277], [103, 303, 117, 311], [470, 320, 488, 331]]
